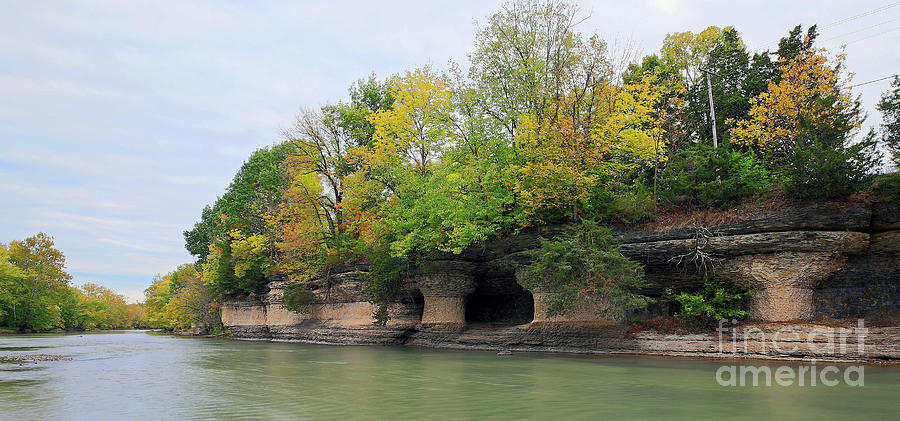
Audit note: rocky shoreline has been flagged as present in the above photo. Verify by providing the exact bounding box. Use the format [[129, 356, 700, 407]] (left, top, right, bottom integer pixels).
[[226, 320, 900, 363], [221, 199, 900, 363]]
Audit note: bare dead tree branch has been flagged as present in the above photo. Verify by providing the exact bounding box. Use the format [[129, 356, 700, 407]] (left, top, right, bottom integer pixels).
[[668, 224, 723, 277]]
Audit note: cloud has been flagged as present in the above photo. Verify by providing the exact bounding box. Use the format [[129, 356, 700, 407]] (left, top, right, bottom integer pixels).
[[650, 0, 680, 14]]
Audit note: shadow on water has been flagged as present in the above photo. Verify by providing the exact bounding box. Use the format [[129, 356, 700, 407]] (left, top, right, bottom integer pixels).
[[0, 346, 48, 351], [0, 379, 46, 388], [0, 365, 48, 372]]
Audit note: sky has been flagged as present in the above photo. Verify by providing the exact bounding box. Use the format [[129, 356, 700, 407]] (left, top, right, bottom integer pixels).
[[2, 0, 898, 303]]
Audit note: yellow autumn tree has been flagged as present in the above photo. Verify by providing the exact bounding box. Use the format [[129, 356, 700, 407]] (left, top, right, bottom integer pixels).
[[729, 46, 858, 153], [610, 72, 668, 169], [513, 112, 599, 224], [612, 72, 669, 200], [367, 66, 454, 175], [340, 67, 457, 242], [660, 26, 723, 85], [272, 159, 335, 282], [512, 72, 668, 224]]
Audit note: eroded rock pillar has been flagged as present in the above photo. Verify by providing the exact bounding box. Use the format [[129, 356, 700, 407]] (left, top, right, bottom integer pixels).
[[515, 268, 618, 325], [417, 261, 476, 330], [530, 289, 617, 325], [723, 252, 847, 321]]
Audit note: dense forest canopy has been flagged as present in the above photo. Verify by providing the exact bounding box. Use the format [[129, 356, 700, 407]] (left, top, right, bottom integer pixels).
[[149, 0, 899, 327]]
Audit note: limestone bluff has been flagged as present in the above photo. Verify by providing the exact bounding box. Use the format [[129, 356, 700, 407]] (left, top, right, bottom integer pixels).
[[221, 197, 900, 362]]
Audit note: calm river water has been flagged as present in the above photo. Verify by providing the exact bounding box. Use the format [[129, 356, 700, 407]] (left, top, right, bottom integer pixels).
[[1, 331, 899, 420]]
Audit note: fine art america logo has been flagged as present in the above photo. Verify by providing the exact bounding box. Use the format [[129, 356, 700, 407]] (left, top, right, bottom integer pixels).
[[714, 319, 867, 387]]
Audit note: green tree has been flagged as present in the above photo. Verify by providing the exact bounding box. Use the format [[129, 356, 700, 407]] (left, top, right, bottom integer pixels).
[[0, 244, 29, 328], [323, 75, 395, 147], [878, 76, 900, 167], [183, 143, 292, 262], [468, 0, 588, 141], [659, 143, 773, 207], [6, 233, 72, 330], [381, 150, 517, 257], [144, 264, 221, 332], [183, 144, 292, 296], [776, 25, 818, 64]]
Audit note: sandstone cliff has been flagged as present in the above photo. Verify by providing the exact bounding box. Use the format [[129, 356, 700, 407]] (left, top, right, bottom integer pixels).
[[221, 198, 900, 361]]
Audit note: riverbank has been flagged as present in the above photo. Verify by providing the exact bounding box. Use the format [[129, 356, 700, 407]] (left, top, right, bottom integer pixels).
[[225, 319, 900, 364], [219, 198, 900, 363], [0, 327, 149, 335]]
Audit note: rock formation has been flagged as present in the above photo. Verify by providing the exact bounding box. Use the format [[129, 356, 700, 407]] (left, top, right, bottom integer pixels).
[[220, 199, 900, 361]]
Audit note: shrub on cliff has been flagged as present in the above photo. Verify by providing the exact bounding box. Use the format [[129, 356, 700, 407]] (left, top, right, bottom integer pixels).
[[517, 220, 651, 317], [872, 172, 900, 206], [663, 282, 750, 326]]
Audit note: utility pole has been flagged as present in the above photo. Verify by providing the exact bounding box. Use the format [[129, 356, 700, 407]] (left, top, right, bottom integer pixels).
[[700, 68, 721, 148]]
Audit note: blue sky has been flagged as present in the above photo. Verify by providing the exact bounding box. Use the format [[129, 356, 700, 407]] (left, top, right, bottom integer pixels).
[[2, 0, 898, 302]]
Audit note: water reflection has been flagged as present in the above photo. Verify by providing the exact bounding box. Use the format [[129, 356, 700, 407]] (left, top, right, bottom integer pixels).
[[0, 332, 899, 420]]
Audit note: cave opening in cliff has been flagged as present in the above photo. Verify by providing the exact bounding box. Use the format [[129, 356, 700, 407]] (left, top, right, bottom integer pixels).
[[465, 275, 534, 326], [408, 289, 425, 319]]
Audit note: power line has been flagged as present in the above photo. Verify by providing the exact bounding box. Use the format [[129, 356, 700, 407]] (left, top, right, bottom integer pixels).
[[850, 74, 899, 88], [842, 26, 900, 45], [822, 17, 900, 42], [749, 2, 900, 52], [821, 1, 900, 28]]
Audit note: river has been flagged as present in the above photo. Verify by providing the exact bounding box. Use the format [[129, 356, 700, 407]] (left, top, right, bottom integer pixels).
[[1, 331, 899, 420]]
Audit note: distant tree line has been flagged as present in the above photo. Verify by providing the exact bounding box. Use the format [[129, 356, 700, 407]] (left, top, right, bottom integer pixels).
[[0, 233, 144, 332]]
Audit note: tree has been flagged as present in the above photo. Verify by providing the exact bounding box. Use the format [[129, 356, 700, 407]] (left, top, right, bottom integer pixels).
[[62, 283, 131, 330], [511, 68, 669, 225], [143, 274, 173, 328], [729, 44, 877, 197], [283, 108, 355, 233], [730, 46, 854, 154], [878, 76, 900, 167], [273, 165, 338, 282], [183, 144, 293, 296], [144, 264, 221, 332], [183, 144, 292, 262], [468, 0, 587, 141], [776, 25, 818, 64], [6, 233, 72, 330], [0, 244, 29, 328], [696, 27, 751, 146], [660, 26, 722, 86], [379, 150, 517, 257], [368, 67, 455, 176], [323, 75, 395, 147], [3, 236, 139, 331]]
